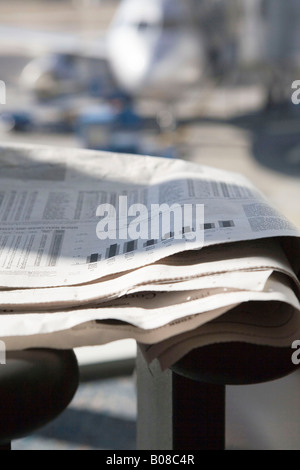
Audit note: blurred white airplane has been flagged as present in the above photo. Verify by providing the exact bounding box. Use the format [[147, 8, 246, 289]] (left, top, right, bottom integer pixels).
[[2, 0, 300, 106], [106, 0, 205, 100], [1, 0, 205, 103]]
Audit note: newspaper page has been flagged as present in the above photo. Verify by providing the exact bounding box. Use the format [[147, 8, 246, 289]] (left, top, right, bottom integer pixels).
[[0, 272, 299, 338], [0, 143, 299, 289], [0, 238, 295, 310], [0, 143, 300, 354], [0, 305, 237, 352], [1, 274, 300, 353]]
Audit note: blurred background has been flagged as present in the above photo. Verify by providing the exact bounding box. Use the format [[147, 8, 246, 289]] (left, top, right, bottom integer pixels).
[[1, 0, 300, 450]]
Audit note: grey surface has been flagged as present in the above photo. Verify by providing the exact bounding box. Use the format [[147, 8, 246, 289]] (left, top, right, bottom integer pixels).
[[226, 370, 300, 451], [137, 349, 173, 450], [10, 366, 300, 450], [13, 373, 137, 451]]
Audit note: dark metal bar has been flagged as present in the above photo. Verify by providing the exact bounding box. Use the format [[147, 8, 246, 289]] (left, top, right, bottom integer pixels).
[[172, 373, 225, 450], [0, 443, 11, 451]]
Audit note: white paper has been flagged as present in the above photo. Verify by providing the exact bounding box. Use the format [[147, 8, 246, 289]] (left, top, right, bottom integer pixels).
[[0, 237, 292, 310], [0, 144, 299, 289], [0, 274, 298, 339], [0, 305, 237, 352], [0, 143, 300, 359]]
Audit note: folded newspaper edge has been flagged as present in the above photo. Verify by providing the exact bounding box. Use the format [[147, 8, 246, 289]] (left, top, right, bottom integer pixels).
[[0, 143, 299, 366]]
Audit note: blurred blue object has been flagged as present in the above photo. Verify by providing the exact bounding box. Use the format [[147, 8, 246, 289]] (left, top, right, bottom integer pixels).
[[76, 98, 143, 154], [0, 111, 33, 132]]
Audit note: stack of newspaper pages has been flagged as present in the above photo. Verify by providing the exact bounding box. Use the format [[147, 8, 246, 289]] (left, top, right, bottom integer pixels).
[[0, 143, 300, 369]]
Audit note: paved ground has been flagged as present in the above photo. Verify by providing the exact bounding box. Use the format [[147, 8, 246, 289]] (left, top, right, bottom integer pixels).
[[14, 375, 137, 450]]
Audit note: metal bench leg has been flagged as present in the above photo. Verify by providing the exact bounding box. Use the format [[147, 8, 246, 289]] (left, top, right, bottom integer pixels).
[[137, 348, 173, 449], [137, 347, 225, 450]]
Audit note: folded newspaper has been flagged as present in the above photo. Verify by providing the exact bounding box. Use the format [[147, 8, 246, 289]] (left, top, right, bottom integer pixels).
[[0, 143, 300, 369]]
